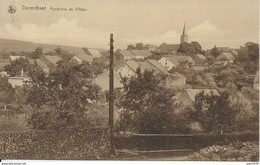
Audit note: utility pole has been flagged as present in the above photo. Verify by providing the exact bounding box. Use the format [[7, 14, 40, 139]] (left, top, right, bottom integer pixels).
[[109, 34, 116, 155]]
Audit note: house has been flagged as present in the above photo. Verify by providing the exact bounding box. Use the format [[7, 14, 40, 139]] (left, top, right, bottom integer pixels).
[[94, 70, 123, 91], [117, 60, 140, 78], [139, 59, 168, 74], [40, 55, 61, 72], [174, 88, 219, 107], [168, 55, 195, 69], [71, 54, 95, 64], [230, 50, 238, 57], [158, 43, 180, 54], [253, 71, 259, 90], [192, 54, 207, 65], [165, 72, 186, 88], [190, 65, 208, 71], [213, 61, 228, 67], [147, 59, 168, 73], [142, 44, 157, 51], [85, 48, 102, 58], [215, 52, 235, 63], [9, 56, 25, 61], [130, 50, 152, 59], [158, 56, 179, 71], [8, 77, 30, 88], [29, 59, 50, 75], [115, 50, 135, 60]]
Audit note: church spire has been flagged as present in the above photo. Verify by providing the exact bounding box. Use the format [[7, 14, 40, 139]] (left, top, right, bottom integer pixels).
[[182, 23, 186, 35], [180, 23, 188, 44]]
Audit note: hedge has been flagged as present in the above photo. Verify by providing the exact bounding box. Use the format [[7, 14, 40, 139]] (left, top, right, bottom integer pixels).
[[0, 128, 111, 160]]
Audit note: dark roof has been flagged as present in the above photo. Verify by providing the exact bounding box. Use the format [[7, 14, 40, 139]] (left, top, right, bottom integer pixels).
[[158, 43, 180, 51]]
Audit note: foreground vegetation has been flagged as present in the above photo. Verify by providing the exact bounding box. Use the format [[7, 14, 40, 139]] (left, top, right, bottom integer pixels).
[[189, 141, 259, 161]]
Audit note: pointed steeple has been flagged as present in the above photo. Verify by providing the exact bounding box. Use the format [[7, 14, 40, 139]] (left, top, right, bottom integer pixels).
[[182, 23, 186, 35], [180, 23, 188, 44]]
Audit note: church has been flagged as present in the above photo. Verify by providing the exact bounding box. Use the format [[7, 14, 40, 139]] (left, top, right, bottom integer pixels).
[[158, 24, 188, 54]]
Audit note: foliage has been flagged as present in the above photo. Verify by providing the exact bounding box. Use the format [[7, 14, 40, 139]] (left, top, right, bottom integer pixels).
[[92, 56, 108, 75], [31, 47, 43, 59], [210, 46, 221, 57], [0, 76, 14, 108], [4, 58, 30, 77], [191, 41, 202, 54], [177, 41, 202, 55], [186, 71, 216, 88], [189, 141, 259, 161], [117, 70, 190, 134], [235, 42, 259, 74], [214, 64, 250, 90], [27, 60, 103, 130], [189, 91, 256, 133]]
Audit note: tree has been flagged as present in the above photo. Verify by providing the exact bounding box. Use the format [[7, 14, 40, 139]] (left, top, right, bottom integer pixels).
[[4, 58, 30, 77], [91, 56, 108, 75], [177, 42, 195, 55], [31, 47, 43, 59], [126, 44, 135, 50], [54, 47, 62, 55], [191, 41, 202, 54], [214, 64, 249, 90], [235, 42, 259, 74], [27, 60, 102, 130], [0, 76, 14, 110], [189, 91, 235, 133], [210, 46, 221, 57], [117, 70, 190, 134], [135, 43, 144, 50]]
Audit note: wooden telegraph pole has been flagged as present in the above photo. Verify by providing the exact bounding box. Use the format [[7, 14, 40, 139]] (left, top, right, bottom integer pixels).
[[109, 34, 116, 155]]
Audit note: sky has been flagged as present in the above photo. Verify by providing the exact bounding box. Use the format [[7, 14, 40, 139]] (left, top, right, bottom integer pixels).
[[0, 0, 258, 50]]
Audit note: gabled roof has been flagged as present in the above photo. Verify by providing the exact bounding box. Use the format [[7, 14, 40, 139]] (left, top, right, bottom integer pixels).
[[168, 72, 185, 79], [166, 55, 194, 64], [185, 89, 219, 102], [231, 50, 238, 56], [213, 61, 228, 66], [94, 70, 123, 91], [139, 61, 158, 73], [147, 59, 168, 73], [160, 56, 180, 66], [221, 52, 235, 61], [9, 56, 25, 61], [28, 59, 49, 73], [119, 50, 135, 58], [86, 49, 102, 57], [254, 71, 259, 83], [73, 54, 94, 63], [125, 60, 140, 72], [195, 54, 207, 60], [43, 55, 61, 65], [130, 50, 152, 58], [158, 43, 180, 51]]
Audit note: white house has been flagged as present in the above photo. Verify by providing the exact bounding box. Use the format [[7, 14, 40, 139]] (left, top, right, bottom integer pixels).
[[117, 60, 139, 78], [8, 77, 30, 88], [158, 56, 179, 71]]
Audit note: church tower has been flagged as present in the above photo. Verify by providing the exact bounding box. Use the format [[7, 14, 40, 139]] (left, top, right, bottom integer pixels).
[[180, 23, 188, 44]]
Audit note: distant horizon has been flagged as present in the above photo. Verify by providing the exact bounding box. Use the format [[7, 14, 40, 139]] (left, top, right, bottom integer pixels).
[[0, 36, 252, 51], [0, 0, 258, 50]]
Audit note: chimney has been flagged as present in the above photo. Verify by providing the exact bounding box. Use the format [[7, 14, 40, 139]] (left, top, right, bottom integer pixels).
[[21, 68, 24, 77]]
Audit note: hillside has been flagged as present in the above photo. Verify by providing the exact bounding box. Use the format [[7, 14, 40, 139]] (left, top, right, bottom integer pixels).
[[0, 38, 107, 55]]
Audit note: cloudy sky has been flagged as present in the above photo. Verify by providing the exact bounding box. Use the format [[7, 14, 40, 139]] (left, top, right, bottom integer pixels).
[[0, 0, 258, 50]]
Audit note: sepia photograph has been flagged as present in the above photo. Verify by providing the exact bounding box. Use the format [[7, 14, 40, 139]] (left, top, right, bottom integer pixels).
[[0, 0, 259, 164]]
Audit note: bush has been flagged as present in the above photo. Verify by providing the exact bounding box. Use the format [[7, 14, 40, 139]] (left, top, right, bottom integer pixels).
[[0, 128, 110, 159], [189, 141, 259, 161]]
